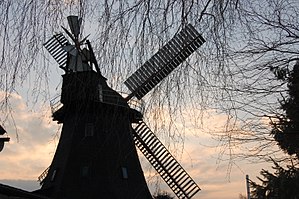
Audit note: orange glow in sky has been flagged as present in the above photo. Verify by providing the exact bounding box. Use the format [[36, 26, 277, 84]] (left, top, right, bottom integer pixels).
[[0, 92, 273, 199]]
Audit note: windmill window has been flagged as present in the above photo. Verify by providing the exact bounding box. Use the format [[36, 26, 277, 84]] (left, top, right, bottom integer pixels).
[[81, 166, 89, 177], [85, 123, 94, 137], [51, 169, 57, 182], [121, 167, 128, 179], [98, 84, 103, 102]]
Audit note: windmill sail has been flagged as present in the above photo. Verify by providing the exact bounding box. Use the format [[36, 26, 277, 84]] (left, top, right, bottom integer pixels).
[[125, 24, 205, 100], [43, 33, 69, 70], [132, 121, 200, 199]]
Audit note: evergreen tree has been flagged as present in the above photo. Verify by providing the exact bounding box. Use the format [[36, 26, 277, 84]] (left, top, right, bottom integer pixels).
[[250, 161, 299, 199], [271, 61, 299, 158], [251, 61, 299, 198]]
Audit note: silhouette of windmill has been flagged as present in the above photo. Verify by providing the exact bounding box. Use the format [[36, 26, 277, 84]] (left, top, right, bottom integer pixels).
[[37, 16, 205, 199]]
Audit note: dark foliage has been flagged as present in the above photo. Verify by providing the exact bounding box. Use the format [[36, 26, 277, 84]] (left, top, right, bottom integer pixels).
[[271, 61, 299, 158], [251, 61, 299, 199], [250, 161, 299, 199]]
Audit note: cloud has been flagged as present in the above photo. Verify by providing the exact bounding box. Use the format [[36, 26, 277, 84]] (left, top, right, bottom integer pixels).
[[139, 108, 273, 199], [0, 92, 273, 199], [0, 92, 58, 186]]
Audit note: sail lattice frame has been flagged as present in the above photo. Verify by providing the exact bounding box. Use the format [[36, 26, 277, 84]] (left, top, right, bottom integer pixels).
[[43, 33, 69, 70], [132, 121, 200, 199], [125, 24, 205, 100]]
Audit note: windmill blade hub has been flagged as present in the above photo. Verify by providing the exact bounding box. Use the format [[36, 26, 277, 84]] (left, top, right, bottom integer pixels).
[[62, 45, 78, 56]]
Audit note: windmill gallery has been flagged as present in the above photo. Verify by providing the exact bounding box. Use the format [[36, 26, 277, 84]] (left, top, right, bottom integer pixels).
[[0, 16, 205, 199]]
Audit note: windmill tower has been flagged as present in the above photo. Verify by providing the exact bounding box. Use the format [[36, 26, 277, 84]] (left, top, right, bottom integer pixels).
[[38, 16, 205, 199]]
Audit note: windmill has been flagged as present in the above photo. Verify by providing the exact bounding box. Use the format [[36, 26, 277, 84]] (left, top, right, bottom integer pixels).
[[37, 15, 205, 199]]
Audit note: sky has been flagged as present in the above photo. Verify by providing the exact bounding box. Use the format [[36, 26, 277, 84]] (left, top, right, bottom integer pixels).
[[0, 1, 297, 198], [0, 7, 279, 198], [0, 90, 274, 199]]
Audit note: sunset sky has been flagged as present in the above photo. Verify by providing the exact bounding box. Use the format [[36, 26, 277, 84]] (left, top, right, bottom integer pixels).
[[0, 2, 287, 197], [0, 89, 274, 199]]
